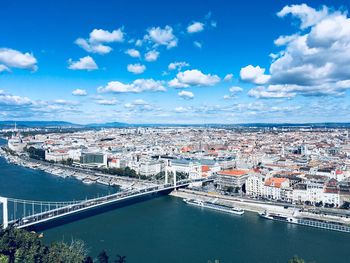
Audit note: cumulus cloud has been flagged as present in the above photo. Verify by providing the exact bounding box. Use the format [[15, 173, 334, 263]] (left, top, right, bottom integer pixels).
[[98, 79, 166, 93], [89, 28, 124, 43], [223, 86, 243, 99], [144, 50, 159, 62], [240, 65, 270, 85], [127, 63, 146, 74], [68, 56, 98, 71], [75, 28, 124, 55], [145, 26, 178, 49], [187, 22, 204, 33], [168, 61, 189, 71], [229, 86, 243, 94], [72, 89, 87, 96], [178, 90, 194, 99], [247, 4, 350, 98], [75, 38, 112, 55], [125, 49, 140, 58], [169, 69, 220, 88], [0, 48, 38, 71], [277, 4, 329, 29], [223, 73, 233, 82]]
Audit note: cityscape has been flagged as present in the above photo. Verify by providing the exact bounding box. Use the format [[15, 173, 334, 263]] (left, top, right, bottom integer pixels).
[[1, 0, 350, 263]]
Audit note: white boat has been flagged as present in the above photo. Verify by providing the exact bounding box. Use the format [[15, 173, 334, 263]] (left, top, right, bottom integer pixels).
[[82, 178, 95, 185], [259, 210, 350, 233], [183, 198, 244, 215]]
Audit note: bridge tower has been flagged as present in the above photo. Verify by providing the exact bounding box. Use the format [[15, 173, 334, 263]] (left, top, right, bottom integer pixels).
[[165, 160, 169, 184], [0, 197, 8, 229], [173, 166, 177, 187]]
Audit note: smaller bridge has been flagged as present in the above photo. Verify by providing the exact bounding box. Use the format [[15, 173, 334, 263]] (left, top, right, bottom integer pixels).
[[0, 177, 213, 230]]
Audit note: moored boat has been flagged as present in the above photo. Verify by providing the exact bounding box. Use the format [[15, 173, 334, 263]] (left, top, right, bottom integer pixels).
[[184, 198, 244, 215]]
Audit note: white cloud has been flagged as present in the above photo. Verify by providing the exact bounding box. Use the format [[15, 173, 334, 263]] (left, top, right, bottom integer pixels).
[[98, 79, 166, 93], [168, 61, 189, 71], [89, 28, 124, 43], [144, 50, 159, 62], [168, 78, 190, 88], [72, 89, 87, 96], [131, 99, 149, 105], [0, 90, 32, 106], [75, 38, 112, 55], [174, 106, 191, 113], [96, 98, 119, 105], [75, 28, 124, 55], [247, 4, 350, 98], [125, 49, 140, 58], [248, 86, 297, 99], [274, 34, 299, 46], [223, 86, 243, 100], [0, 64, 10, 72], [229, 86, 243, 94], [240, 65, 270, 84], [172, 69, 220, 87], [223, 73, 233, 81], [193, 41, 202, 48], [146, 26, 178, 49], [127, 63, 146, 74], [124, 99, 153, 111], [277, 4, 329, 29], [187, 22, 204, 33], [0, 48, 38, 71], [135, 39, 143, 47], [68, 56, 98, 71], [178, 90, 194, 99]]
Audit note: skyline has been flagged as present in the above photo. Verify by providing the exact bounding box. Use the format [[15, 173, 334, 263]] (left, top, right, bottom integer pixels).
[[1, 0, 350, 124]]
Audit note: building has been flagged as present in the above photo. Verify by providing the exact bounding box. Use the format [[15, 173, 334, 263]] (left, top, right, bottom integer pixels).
[[215, 169, 250, 191], [246, 173, 265, 197], [80, 152, 107, 167], [108, 158, 120, 168], [138, 160, 163, 177], [45, 150, 70, 162], [263, 177, 290, 200]]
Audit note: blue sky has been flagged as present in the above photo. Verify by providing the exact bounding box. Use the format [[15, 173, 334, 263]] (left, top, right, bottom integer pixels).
[[1, 0, 350, 124]]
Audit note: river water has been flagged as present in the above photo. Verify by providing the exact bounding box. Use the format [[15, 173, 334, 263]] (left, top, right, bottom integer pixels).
[[0, 139, 349, 262]]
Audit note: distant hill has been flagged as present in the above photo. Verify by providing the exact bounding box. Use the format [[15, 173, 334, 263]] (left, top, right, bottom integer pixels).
[[1, 121, 350, 129], [85, 122, 129, 128], [0, 121, 82, 128]]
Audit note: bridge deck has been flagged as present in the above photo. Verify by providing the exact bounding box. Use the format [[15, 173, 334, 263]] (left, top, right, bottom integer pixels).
[[8, 178, 212, 230]]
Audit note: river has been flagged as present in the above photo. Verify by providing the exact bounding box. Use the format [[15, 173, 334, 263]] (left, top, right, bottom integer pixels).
[[0, 139, 349, 262]]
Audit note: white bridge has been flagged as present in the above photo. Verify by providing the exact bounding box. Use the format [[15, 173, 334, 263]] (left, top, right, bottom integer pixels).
[[0, 172, 213, 230]]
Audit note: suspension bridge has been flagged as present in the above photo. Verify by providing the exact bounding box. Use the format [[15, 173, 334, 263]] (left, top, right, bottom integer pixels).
[[0, 176, 213, 231]]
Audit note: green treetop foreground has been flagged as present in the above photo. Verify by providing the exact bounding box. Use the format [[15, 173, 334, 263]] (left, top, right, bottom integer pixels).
[[1, 226, 310, 263], [0, 227, 127, 263]]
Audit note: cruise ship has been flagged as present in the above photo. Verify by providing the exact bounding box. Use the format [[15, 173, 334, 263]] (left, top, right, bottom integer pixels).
[[183, 198, 244, 215], [259, 210, 350, 233]]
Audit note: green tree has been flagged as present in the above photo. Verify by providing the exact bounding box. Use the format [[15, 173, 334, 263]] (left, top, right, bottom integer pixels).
[[288, 256, 306, 263], [98, 250, 109, 263], [83, 256, 94, 263], [114, 254, 126, 263]]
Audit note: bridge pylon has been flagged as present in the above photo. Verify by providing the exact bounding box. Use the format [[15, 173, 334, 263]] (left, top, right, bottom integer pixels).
[[165, 160, 169, 184], [0, 197, 8, 229]]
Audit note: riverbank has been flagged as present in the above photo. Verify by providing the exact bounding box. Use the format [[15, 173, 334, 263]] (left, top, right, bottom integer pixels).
[[171, 189, 290, 214], [0, 144, 156, 191], [171, 189, 350, 228]]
